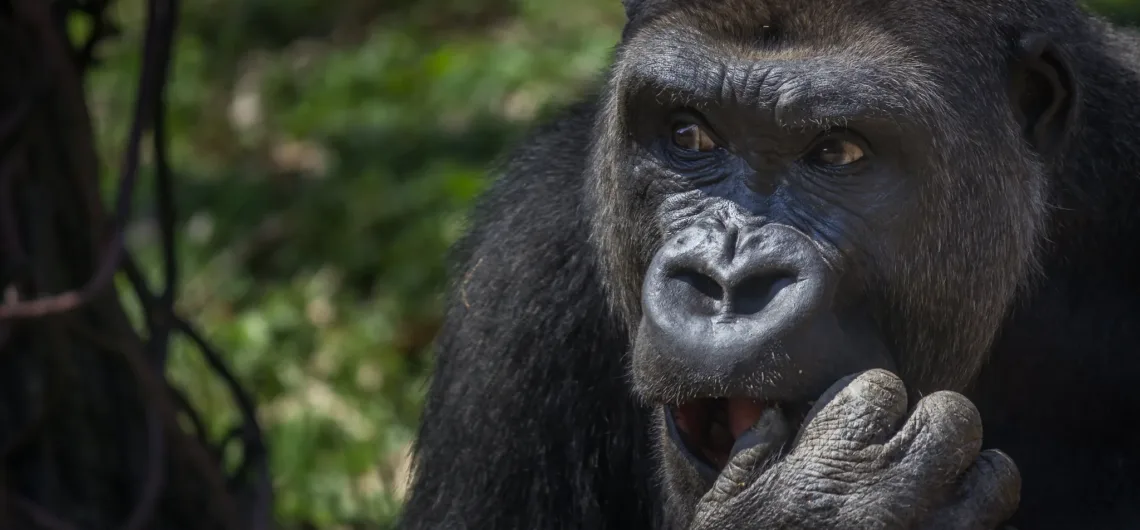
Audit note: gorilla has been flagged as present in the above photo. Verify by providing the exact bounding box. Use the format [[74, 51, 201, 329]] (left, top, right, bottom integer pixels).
[[399, 0, 1140, 528]]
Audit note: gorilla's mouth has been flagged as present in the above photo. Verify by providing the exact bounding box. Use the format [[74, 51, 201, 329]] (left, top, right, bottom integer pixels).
[[665, 399, 810, 475], [666, 398, 767, 471]]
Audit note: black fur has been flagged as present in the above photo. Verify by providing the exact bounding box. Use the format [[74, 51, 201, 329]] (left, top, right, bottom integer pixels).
[[396, 104, 662, 528], [398, 0, 1140, 528]]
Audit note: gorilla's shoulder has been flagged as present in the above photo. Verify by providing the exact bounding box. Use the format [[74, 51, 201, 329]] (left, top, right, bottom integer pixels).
[[1100, 22, 1140, 70], [457, 98, 601, 256], [444, 97, 606, 308], [485, 98, 600, 203]]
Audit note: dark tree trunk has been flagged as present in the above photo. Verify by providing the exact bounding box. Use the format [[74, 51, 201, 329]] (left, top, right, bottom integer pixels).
[[0, 1, 269, 528]]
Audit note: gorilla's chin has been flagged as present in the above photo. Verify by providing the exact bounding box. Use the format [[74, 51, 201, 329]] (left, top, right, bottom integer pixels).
[[663, 399, 813, 482]]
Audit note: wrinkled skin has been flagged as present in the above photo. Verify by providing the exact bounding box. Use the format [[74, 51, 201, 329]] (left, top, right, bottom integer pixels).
[[685, 371, 1020, 530], [398, 0, 1140, 529]]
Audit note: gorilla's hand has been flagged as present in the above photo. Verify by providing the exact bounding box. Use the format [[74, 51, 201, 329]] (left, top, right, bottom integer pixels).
[[690, 370, 1021, 530]]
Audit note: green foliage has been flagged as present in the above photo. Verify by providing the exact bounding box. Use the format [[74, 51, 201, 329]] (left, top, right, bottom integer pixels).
[[84, 0, 1136, 528], [1087, 0, 1140, 25], [88, 0, 621, 527]]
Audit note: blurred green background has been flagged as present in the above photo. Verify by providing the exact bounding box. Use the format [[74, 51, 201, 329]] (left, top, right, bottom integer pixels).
[[82, 0, 1139, 528]]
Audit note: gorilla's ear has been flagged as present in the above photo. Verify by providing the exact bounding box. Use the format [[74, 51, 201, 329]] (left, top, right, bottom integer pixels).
[[1010, 32, 1079, 154]]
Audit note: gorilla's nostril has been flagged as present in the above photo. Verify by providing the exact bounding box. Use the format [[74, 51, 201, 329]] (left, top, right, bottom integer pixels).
[[669, 270, 725, 313], [664, 267, 795, 317], [733, 274, 795, 315]]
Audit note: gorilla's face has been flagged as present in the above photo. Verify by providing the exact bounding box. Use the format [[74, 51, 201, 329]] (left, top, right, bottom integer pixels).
[[586, 0, 1066, 508]]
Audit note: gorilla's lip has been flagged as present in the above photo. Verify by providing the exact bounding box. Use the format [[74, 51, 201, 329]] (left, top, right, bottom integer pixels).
[[664, 399, 810, 479]]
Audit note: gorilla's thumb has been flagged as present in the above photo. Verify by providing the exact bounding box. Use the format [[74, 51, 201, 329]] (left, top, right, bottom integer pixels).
[[706, 407, 790, 502]]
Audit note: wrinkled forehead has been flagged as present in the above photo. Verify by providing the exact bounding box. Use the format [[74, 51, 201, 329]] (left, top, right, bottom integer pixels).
[[616, 2, 953, 130], [623, 0, 910, 50]]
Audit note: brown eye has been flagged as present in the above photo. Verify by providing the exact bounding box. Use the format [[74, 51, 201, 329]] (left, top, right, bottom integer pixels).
[[672, 123, 719, 152], [807, 137, 866, 167]]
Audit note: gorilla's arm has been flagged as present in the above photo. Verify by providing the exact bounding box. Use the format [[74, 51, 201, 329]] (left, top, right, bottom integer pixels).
[[397, 101, 660, 529]]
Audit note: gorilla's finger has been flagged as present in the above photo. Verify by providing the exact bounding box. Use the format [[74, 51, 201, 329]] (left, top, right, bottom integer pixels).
[[892, 391, 984, 483], [925, 449, 1021, 530], [707, 407, 791, 501], [793, 369, 909, 450]]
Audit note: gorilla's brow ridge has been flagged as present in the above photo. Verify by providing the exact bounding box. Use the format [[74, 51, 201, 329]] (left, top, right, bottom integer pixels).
[[624, 45, 934, 131]]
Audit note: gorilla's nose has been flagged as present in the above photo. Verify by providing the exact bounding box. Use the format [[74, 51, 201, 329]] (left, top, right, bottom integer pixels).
[[663, 258, 796, 317], [647, 221, 806, 320], [637, 221, 835, 384]]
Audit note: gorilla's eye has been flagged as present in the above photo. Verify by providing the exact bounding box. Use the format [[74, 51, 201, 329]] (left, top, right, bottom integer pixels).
[[672, 122, 719, 152], [806, 137, 866, 168]]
